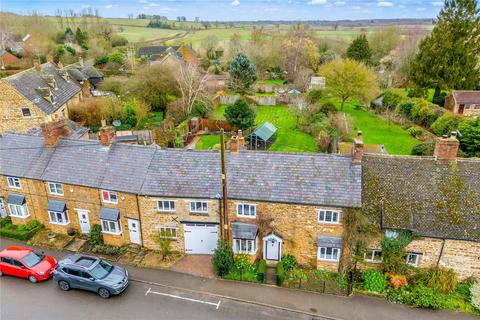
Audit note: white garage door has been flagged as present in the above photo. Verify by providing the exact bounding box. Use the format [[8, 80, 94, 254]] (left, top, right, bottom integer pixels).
[[184, 223, 219, 254]]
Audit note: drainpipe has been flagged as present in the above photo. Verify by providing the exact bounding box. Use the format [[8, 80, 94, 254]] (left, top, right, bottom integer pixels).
[[436, 239, 445, 267], [136, 194, 145, 248]]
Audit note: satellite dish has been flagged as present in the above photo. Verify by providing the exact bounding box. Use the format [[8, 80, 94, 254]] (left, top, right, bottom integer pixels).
[[112, 120, 121, 127]]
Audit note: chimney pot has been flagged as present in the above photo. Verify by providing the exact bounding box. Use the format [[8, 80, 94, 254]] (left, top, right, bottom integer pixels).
[[99, 122, 115, 147], [352, 131, 364, 164], [434, 133, 459, 161], [41, 119, 70, 146]]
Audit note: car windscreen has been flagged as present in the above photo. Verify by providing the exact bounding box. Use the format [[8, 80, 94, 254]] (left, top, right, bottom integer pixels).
[[90, 260, 114, 279], [22, 252, 45, 268]]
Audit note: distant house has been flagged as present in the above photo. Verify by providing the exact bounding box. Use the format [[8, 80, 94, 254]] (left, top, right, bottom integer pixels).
[[139, 45, 199, 66], [248, 122, 278, 150], [309, 76, 326, 90], [66, 63, 104, 89], [0, 49, 21, 69], [138, 46, 179, 60], [445, 90, 480, 117]]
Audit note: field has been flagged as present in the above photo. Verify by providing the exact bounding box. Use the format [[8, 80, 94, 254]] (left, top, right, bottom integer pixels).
[[210, 105, 318, 152], [341, 101, 419, 155]]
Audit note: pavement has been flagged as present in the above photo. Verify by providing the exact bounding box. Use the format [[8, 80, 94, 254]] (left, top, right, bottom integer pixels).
[[1, 237, 477, 320]]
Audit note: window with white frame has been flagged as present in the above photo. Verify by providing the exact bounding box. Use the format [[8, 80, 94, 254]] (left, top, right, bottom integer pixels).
[[157, 200, 176, 212], [156, 226, 178, 239], [8, 204, 29, 218], [364, 249, 382, 263], [406, 253, 421, 267], [101, 219, 121, 234], [7, 177, 21, 189], [102, 190, 118, 204], [318, 209, 341, 223], [233, 238, 256, 254], [237, 204, 256, 218], [48, 210, 69, 225], [48, 182, 64, 195], [189, 201, 208, 213], [317, 247, 340, 261]]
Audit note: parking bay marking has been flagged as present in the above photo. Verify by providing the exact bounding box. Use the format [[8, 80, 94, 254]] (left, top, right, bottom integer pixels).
[[145, 287, 222, 310]]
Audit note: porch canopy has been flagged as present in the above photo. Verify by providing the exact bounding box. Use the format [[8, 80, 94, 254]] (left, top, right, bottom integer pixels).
[[47, 199, 66, 212], [232, 222, 258, 240], [7, 193, 25, 205], [100, 207, 120, 221], [317, 236, 343, 248]]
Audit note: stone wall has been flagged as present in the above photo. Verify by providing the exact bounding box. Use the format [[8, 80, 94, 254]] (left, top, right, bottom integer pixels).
[[227, 200, 345, 270], [138, 196, 221, 252]]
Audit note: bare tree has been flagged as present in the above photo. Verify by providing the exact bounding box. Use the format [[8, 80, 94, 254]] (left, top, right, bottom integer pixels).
[[175, 63, 209, 117]]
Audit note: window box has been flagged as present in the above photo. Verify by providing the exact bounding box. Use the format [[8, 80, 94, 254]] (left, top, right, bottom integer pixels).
[[48, 210, 69, 225], [101, 219, 121, 235], [157, 200, 176, 212], [317, 247, 340, 261], [8, 204, 29, 218], [102, 190, 118, 204], [156, 226, 178, 239], [237, 204, 256, 218], [318, 209, 341, 224], [233, 238, 256, 255], [7, 177, 21, 189], [364, 249, 382, 263], [189, 201, 208, 214], [48, 182, 64, 195]]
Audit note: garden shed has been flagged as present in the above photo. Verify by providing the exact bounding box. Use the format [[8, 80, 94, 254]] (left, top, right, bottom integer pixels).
[[248, 122, 278, 150]]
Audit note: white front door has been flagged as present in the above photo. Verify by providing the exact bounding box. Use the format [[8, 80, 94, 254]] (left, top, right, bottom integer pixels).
[[184, 223, 218, 254], [77, 210, 90, 234], [263, 234, 282, 261], [0, 199, 6, 218], [128, 219, 141, 245]]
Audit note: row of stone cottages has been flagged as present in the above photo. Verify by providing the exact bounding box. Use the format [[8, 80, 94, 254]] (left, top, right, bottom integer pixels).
[[0, 120, 478, 279]]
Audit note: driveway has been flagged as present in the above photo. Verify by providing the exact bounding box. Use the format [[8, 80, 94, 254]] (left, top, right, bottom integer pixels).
[[171, 255, 216, 278]]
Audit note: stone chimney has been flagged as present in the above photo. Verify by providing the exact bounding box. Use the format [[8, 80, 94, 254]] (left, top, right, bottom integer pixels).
[[434, 132, 459, 161], [352, 131, 364, 164], [41, 119, 71, 146], [230, 130, 245, 153], [33, 58, 40, 70], [98, 120, 116, 147]]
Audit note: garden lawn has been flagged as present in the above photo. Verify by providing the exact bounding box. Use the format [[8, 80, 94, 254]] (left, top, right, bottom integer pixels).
[[389, 88, 449, 103], [341, 102, 419, 155], [138, 112, 164, 129], [195, 135, 223, 150]]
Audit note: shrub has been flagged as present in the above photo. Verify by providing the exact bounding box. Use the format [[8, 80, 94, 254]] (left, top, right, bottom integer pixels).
[[93, 244, 126, 256], [387, 286, 413, 304], [281, 254, 297, 272], [470, 281, 480, 310], [389, 273, 408, 289], [26, 220, 42, 230], [399, 101, 415, 118], [382, 90, 404, 110], [412, 267, 458, 294], [430, 113, 465, 136], [411, 142, 435, 156], [307, 89, 323, 104], [65, 45, 76, 56], [406, 126, 423, 138], [107, 51, 125, 64], [111, 34, 129, 47], [380, 231, 413, 274], [88, 224, 103, 246], [458, 117, 480, 158], [410, 100, 443, 127], [212, 239, 234, 276], [0, 216, 12, 228], [319, 101, 337, 115], [410, 285, 444, 309], [0, 221, 43, 241], [154, 232, 173, 261], [363, 269, 387, 293], [94, 55, 109, 66], [276, 261, 285, 286], [224, 99, 255, 130], [456, 282, 471, 298], [288, 267, 308, 288], [234, 254, 252, 280], [257, 259, 267, 282]]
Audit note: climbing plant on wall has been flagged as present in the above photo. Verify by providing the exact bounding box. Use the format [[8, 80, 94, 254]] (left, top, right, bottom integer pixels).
[[380, 230, 413, 274]]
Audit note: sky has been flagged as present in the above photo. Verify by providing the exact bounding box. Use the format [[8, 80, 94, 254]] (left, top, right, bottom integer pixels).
[[0, 0, 448, 21]]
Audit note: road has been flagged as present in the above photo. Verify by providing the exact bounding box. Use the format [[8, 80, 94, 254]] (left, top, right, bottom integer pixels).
[[0, 275, 319, 320]]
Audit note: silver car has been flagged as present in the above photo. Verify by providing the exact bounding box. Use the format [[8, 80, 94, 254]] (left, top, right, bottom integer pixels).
[[53, 254, 129, 298]]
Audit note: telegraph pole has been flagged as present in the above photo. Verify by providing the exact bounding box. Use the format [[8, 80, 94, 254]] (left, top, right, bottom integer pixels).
[[220, 129, 229, 242]]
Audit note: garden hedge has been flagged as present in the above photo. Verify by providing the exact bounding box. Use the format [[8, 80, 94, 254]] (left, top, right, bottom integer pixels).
[[0, 225, 43, 241]]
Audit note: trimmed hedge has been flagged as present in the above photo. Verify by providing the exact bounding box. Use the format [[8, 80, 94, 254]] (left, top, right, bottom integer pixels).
[[276, 261, 285, 286], [0, 225, 43, 241], [257, 259, 267, 283]]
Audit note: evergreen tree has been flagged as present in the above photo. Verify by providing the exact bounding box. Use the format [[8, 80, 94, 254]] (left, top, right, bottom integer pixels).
[[75, 27, 88, 49], [408, 0, 480, 91], [224, 99, 255, 130], [345, 34, 372, 65], [228, 53, 257, 94]]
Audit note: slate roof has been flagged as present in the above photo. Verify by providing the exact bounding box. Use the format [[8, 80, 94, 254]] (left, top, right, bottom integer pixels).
[[362, 154, 480, 242], [28, 119, 89, 140], [138, 46, 179, 58], [3, 63, 81, 114], [452, 90, 480, 104], [0, 133, 362, 207]]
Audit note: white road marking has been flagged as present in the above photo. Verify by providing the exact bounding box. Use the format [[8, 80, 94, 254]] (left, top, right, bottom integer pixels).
[[145, 287, 221, 310]]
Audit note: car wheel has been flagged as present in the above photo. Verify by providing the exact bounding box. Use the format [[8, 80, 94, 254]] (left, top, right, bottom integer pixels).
[[28, 275, 38, 283], [58, 280, 70, 291], [98, 288, 111, 299]]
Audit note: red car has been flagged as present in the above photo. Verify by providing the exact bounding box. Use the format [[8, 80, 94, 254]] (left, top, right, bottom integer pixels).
[[0, 246, 57, 283]]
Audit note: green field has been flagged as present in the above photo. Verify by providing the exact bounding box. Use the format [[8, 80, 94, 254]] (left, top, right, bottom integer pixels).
[[210, 105, 318, 153], [341, 102, 419, 155], [167, 28, 251, 48]]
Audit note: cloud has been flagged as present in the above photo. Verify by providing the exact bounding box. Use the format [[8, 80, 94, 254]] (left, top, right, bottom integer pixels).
[[398, 4, 406, 8], [231, 0, 240, 6], [81, 4, 90, 8], [139, 0, 148, 3], [333, 1, 346, 5], [149, 2, 160, 6], [378, 1, 393, 7], [432, 1, 443, 6], [308, 0, 328, 4]]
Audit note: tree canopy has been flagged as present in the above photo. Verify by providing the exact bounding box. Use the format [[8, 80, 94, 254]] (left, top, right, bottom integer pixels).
[[345, 34, 372, 65], [459, 117, 480, 157], [319, 59, 379, 110], [228, 53, 257, 95], [408, 0, 480, 91], [224, 99, 256, 130]]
